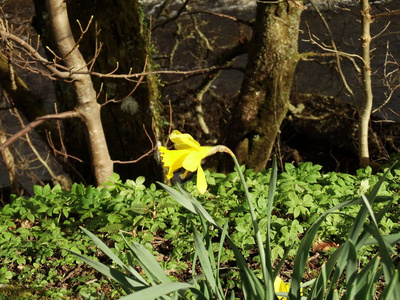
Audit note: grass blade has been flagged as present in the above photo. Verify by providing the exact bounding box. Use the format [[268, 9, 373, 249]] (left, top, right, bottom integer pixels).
[[290, 198, 359, 299], [119, 282, 194, 300], [193, 227, 222, 299], [379, 269, 400, 300], [354, 256, 381, 299], [159, 182, 218, 226], [344, 239, 357, 299], [121, 233, 172, 284], [360, 195, 395, 282], [226, 234, 265, 299], [79, 226, 146, 283], [68, 250, 146, 292]]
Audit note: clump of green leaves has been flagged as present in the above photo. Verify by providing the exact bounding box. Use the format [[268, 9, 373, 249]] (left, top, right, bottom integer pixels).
[[1, 162, 400, 298], [71, 158, 400, 299]]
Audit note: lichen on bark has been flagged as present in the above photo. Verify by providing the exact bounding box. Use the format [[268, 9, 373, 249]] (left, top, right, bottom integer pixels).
[[223, 0, 303, 172]]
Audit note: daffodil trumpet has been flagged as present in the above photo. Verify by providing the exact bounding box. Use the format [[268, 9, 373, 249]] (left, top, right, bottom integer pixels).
[[158, 130, 234, 194]]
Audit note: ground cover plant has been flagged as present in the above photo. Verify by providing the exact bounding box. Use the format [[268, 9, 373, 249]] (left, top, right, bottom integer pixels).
[[68, 132, 400, 299], [0, 136, 400, 298]]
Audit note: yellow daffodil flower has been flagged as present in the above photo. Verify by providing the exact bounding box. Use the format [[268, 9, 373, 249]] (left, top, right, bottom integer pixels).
[[274, 276, 302, 299], [159, 130, 215, 194], [274, 276, 290, 299]]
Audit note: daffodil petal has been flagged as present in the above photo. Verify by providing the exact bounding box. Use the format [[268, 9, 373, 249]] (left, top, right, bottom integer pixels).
[[196, 165, 207, 194], [182, 146, 213, 171], [182, 153, 202, 172], [274, 277, 290, 300], [170, 130, 201, 150]]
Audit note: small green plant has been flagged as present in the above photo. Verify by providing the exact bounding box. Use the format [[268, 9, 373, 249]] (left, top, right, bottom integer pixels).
[[70, 131, 400, 299]]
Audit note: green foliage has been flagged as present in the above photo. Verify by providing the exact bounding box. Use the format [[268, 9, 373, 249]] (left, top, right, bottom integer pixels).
[[71, 158, 400, 299], [1, 161, 400, 298]]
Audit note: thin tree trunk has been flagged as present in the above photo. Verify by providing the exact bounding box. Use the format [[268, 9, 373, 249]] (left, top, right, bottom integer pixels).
[[46, 0, 113, 184], [0, 119, 22, 196], [223, 0, 302, 172], [359, 0, 373, 167], [34, 0, 164, 184]]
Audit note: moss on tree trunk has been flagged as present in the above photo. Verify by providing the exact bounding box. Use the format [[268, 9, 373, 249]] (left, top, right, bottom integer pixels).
[[33, 0, 164, 184], [224, 1, 302, 172]]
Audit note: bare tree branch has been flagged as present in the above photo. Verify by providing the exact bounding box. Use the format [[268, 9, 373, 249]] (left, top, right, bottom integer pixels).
[[0, 29, 70, 78], [0, 111, 78, 151]]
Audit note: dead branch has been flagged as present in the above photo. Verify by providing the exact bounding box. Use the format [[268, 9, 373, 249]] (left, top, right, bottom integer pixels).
[[0, 119, 23, 195], [12, 106, 59, 181], [0, 110, 78, 151], [372, 41, 400, 114], [113, 123, 157, 165], [307, 0, 358, 99], [152, 0, 190, 31], [184, 10, 252, 27], [372, 9, 400, 19]]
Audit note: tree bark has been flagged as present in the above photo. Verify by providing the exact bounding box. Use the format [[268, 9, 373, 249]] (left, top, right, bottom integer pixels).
[[34, 0, 164, 184], [46, 0, 113, 185], [359, 0, 373, 167], [223, 1, 302, 172], [68, 0, 164, 182]]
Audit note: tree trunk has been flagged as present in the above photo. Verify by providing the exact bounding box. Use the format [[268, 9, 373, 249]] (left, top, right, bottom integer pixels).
[[34, 0, 164, 184], [359, 0, 373, 167], [66, 0, 165, 182], [46, 0, 113, 185], [223, 1, 302, 172]]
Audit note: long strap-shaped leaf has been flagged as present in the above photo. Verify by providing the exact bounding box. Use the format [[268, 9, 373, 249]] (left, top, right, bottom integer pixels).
[[79, 226, 146, 284], [121, 233, 172, 285], [118, 282, 196, 300], [159, 181, 265, 299], [193, 227, 224, 300], [68, 250, 146, 293], [290, 198, 362, 299]]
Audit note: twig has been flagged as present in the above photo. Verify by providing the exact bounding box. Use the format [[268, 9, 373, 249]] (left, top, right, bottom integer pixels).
[[372, 9, 400, 19], [101, 56, 148, 107], [0, 29, 70, 78], [64, 16, 93, 60], [152, 0, 190, 31], [0, 111, 79, 151], [307, 1, 358, 98], [184, 10, 252, 27], [12, 107, 58, 180], [113, 123, 157, 164], [372, 41, 400, 114]]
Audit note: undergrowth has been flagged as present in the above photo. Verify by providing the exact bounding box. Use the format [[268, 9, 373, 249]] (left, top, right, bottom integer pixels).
[[0, 162, 399, 298]]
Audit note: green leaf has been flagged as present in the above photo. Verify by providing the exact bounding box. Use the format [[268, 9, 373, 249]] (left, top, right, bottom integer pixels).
[[193, 228, 221, 298], [98, 223, 124, 233], [122, 234, 171, 284], [119, 282, 195, 300], [79, 227, 145, 283], [33, 185, 43, 196], [68, 250, 146, 292], [380, 270, 400, 300]]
